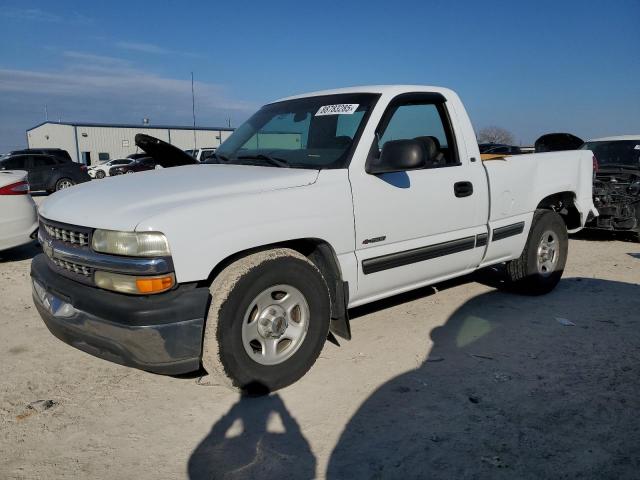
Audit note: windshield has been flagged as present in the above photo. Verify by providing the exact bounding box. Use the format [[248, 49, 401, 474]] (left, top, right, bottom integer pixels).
[[207, 93, 379, 169], [581, 140, 640, 168]]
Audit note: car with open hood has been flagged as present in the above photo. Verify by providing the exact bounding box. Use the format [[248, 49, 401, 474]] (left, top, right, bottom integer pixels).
[[109, 134, 199, 175]]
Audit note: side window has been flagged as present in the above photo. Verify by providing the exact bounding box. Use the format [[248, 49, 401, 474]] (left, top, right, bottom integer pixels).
[[1, 156, 27, 169], [377, 102, 458, 167], [31, 156, 56, 167]]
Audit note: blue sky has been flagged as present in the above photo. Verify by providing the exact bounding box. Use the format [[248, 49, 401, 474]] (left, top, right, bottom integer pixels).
[[0, 0, 638, 151]]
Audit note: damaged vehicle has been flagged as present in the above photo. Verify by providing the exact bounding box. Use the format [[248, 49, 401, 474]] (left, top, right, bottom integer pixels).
[[581, 136, 640, 240]]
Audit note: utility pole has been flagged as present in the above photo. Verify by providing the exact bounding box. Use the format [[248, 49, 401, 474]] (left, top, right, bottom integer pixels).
[[191, 72, 197, 151]]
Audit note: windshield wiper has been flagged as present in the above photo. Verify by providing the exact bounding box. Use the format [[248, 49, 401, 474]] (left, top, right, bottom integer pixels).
[[237, 154, 290, 168]]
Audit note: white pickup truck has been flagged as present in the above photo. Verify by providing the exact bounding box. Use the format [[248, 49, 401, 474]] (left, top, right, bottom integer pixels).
[[32, 85, 596, 392]]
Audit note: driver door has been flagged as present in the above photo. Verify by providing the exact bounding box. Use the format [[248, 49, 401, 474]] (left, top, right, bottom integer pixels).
[[349, 94, 488, 303]]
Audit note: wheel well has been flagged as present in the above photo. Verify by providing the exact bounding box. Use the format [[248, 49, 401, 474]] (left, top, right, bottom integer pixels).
[[536, 191, 581, 230], [201, 238, 350, 340]]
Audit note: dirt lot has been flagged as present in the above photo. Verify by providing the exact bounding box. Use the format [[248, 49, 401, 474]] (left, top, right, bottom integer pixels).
[[1, 231, 639, 479]]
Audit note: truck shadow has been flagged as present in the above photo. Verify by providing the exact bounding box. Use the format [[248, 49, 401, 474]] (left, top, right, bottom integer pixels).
[[188, 392, 316, 479], [327, 277, 640, 479]]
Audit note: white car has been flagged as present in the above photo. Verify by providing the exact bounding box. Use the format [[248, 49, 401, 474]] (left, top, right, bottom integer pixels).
[[32, 85, 596, 392], [0, 170, 38, 251], [184, 148, 217, 162], [88, 158, 134, 179]]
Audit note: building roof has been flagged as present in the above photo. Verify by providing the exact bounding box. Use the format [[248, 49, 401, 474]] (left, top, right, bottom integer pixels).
[[27, 121, 234, 132]]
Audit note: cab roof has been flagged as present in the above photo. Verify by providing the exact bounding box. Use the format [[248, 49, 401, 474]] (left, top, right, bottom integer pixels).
[[274, 85, 455, 103]]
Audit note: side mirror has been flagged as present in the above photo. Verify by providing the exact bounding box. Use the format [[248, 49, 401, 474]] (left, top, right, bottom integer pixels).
[[367, 139, 428, 174]]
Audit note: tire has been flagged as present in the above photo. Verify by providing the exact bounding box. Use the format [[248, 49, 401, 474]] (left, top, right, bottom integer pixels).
[[504, 209, 568, 295], [95, 170, 106, 179], [126, 170, 135, 174], [202, 248, 331, 394], [55, 178, 75, 191]]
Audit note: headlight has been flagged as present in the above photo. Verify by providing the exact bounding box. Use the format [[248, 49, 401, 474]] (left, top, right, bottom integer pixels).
[[94, 271, 175, 294], [92, 230, 170, 257]]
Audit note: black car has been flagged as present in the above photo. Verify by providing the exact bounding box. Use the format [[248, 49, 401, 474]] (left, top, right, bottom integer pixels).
[[127, 152, 151, 160], [109, 156, 158, 175], [9, 148, 72, 162], [0, 154, 91, 192]]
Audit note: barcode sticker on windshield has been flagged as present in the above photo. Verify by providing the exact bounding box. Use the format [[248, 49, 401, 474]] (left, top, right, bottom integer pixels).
[[315, 104, 359, 116]]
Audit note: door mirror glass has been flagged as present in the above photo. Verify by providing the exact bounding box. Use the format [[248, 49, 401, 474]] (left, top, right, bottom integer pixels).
[[367, 139, 428, 174]]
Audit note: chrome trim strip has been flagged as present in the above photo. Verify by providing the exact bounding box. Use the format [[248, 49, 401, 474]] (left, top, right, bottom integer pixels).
[[49, 239, 173, 275]]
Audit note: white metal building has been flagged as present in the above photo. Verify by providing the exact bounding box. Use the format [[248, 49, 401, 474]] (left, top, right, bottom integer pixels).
[[26, 122, 234, 165]]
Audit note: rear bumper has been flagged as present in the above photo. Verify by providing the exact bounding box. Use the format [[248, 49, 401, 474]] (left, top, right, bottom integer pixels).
[[0, 197, 38, 251], [30, 254, 210, 375]]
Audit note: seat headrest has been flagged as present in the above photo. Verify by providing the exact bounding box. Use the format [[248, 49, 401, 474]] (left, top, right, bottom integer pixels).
[[413, 136, 439, 161]]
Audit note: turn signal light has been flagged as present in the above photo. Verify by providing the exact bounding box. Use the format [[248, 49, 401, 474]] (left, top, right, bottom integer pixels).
[[94, 271, 175, 295], [136, 276, 174, 294]]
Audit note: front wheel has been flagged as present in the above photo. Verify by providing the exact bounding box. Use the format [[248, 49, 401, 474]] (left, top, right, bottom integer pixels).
[[202, 249, 331, 394], [95, 170, 106, 179], [504, 209, 568, 295], [55, 178, 75, 191]]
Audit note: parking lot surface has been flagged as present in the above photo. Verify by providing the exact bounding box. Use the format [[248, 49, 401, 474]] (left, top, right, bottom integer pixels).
[[1, 234, 639, 479]]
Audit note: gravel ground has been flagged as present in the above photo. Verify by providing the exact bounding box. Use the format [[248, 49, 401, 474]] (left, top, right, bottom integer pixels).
[[1, 228, 639, 479]]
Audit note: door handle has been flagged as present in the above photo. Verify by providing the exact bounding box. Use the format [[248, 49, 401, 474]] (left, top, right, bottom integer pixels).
[[454, 181, 473, 198]]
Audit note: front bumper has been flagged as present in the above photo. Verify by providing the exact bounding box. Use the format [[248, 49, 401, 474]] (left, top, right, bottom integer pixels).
[[31, 254, 210, 375]]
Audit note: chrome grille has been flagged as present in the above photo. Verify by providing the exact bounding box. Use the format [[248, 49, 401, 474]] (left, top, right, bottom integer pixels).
[[41, 222, 89, 246], [50, 258, 93, 277]]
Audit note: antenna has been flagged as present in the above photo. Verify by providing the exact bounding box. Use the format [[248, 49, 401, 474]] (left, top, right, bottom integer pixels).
[[44, 104, 48, 121], [191, 72, 197, 151]]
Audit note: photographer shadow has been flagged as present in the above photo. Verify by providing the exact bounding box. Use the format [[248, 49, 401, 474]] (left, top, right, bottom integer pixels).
[[188, 392, 315, 479]]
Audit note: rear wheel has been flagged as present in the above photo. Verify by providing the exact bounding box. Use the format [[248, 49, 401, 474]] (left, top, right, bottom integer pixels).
[[202, 249, 331, 394], [95, 170, 106, 179], [504, 209, 568, 295], [55, 178, 75, 191], [126, 170, 135, 174]]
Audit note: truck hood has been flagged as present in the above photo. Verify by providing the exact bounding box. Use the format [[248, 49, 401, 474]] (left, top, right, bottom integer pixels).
[[39, 164, 319, 231]]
